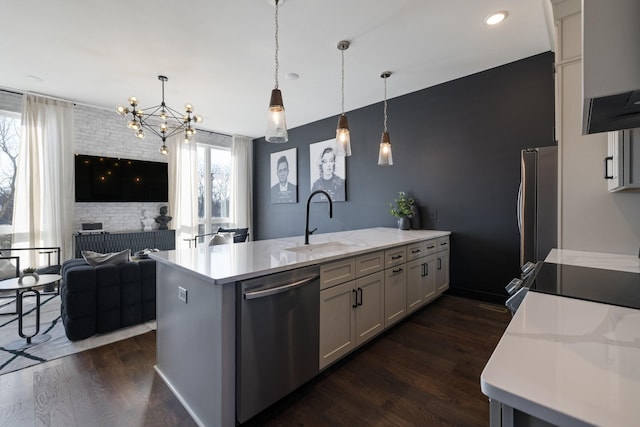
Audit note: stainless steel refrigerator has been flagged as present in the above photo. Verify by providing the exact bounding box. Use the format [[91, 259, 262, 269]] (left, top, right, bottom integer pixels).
[[517, 147, 558, 266]]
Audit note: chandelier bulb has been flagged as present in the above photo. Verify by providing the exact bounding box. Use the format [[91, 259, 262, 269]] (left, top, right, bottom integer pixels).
[[160, 123, 168, 133], [135, 129, 145, 139], [116, 105, 128, 116], [159, 110, 168, 121], [159, 145, 169, 156], [128, 97, 137, 106], [128, 120, 140, 131], [185, 104, 193, 113]]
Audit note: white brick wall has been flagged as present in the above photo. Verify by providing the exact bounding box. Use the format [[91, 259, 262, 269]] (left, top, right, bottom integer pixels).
[[73, 104, 171, 232]]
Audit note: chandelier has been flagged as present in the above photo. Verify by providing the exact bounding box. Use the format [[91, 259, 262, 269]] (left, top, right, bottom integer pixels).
[[116, 75, 202, 155]]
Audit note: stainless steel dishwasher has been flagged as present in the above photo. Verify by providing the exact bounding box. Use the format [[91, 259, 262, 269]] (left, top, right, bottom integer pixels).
[[236, 265, 320, 424]]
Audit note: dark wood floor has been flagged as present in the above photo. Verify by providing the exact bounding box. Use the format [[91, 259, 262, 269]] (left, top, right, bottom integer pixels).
[[0, 295, 510, 427]]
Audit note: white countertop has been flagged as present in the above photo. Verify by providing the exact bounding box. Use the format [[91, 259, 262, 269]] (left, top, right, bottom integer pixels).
[[150, 227, 450, 285], [481, 291, 640, 427], [482, 249, 640, 426], [545, 248, 640, 273]]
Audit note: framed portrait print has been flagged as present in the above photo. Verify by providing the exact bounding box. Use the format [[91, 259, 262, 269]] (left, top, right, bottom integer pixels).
[[309, 139, 346, 202], [270, 148, 297, 204]]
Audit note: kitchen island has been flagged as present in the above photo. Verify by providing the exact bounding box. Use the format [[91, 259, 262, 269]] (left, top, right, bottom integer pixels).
[[481, 249, 640, 426], [150, 227, 450, 427]]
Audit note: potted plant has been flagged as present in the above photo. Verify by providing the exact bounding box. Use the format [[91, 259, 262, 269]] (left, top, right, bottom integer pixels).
[[388, 191, 414, 230], [18, 267, 39, 284]]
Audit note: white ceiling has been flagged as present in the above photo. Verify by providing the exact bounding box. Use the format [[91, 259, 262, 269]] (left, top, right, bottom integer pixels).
[[0, 0, 552, 139]]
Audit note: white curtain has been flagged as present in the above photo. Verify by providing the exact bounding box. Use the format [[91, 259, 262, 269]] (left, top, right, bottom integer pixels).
[[168, 134, 198, 248], [231, 135, 253, 239], [12, 94, 74, 263]]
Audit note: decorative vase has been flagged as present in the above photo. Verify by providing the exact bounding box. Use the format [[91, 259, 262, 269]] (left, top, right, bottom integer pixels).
[[397, 217, 411, 230], [18, 272, 39, 284]]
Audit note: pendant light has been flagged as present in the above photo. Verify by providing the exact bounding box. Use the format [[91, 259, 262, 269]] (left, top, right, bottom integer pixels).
[[378, 71, 393, 166], [265, 0, 288, 143], [335, 40, 351, 157]]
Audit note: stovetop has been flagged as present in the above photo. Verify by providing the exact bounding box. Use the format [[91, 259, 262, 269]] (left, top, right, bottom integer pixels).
[[530, 262, 640, 310]]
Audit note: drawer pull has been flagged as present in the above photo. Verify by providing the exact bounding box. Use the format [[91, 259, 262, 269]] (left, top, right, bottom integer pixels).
[[411, 249, 421, 254], [391, 255, 402, 260], [392, 268, 403, 274]]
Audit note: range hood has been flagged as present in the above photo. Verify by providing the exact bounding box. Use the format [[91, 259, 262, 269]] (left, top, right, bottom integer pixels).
[[582, 0, 640, 135]]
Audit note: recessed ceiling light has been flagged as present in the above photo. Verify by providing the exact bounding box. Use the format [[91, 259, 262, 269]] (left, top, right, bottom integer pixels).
[[285, 72, 299, 80], [484, 11, 508, 26]]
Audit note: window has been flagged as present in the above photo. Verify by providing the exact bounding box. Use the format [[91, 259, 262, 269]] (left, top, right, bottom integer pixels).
[[197, 144, 232, 237], [0, 110, 20, 247]]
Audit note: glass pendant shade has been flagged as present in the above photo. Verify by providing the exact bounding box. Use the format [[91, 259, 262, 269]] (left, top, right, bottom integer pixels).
[[335, 114, 351, 156], [378, 131, 393, 166], [266, 88, 288, 143]]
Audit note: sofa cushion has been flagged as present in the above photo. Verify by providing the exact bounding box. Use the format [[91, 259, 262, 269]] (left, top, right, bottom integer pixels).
[[82, 249, 130, 266]]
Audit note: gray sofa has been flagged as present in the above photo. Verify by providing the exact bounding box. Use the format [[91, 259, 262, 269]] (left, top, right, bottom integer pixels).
[[60, 258, 156, 341]]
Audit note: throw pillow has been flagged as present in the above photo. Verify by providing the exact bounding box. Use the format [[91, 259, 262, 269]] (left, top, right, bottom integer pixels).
[[81, 249, 131, 266], [0, 258, 18, 280]]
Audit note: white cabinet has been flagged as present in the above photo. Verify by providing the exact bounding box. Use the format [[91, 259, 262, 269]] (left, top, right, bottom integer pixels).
[[406, 252, 437, 314], [319, 236, 450, 370], [435, 237, 450, 294], [384, 264, 406, 327], [383, 246, 407, 328], [319, 256, 384, 370], [354, 271, 385, 344], [319, 280, 356, 369], [605, 129, 640, 192]]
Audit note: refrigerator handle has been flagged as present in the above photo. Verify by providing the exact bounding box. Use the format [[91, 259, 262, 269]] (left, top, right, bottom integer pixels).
[[517, 182, 523, 235], [604, 156, 614, 179]]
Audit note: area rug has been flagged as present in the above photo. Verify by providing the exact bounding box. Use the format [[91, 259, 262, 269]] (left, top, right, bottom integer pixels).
[[0, 293, 156, 375]]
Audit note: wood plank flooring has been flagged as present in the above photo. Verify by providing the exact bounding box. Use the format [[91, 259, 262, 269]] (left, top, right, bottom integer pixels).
[[0, 295, 511, 427]]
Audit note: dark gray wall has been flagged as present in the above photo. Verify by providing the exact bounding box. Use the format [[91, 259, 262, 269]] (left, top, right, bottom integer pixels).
[[253, 52, 555, 303]]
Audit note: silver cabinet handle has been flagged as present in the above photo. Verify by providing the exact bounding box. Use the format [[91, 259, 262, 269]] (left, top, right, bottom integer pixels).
[[244, 276, 318, 300]]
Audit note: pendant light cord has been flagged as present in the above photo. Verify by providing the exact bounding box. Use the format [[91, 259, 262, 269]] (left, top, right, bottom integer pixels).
[[274, 0, 280, 89], [383, 76, 388, 132], [341, 49, 345, 114]]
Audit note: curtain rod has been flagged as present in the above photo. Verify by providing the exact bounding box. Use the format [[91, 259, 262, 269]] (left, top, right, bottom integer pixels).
[[0, 86, 80, 106]]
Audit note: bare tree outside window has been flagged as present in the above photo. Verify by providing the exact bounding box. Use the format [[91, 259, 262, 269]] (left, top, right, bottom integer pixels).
[[0, 113, 19, 247], [197, 145, 231, 237]]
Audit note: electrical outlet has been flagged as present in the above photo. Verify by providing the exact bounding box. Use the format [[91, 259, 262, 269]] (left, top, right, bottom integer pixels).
[[178, 286, 188, 303]]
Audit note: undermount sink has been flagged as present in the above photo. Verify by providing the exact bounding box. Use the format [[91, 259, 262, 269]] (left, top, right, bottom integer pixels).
[[284, 241, 355, 253]]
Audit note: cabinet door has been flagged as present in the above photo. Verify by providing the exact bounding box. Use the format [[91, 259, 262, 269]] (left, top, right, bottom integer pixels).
[[406, 258, 424, 314], [423, 255, 437, 303], [436, 252, 449, 294], [354, 271, 385, 346], [384, 265, 406, 328], [320, 280, 356, 369]]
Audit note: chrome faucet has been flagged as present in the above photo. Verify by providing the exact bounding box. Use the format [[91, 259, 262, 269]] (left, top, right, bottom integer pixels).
[[305, 190, 333, 244]]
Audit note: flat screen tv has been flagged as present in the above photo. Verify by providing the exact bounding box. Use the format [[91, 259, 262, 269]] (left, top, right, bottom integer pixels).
[[75, 154, 168, 202]]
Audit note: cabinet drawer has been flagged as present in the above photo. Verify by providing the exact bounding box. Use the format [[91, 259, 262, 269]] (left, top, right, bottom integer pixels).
[[385, 246, 407, 268], [436, 236, 449, 252], [424, 239, 437, 256], [406, 242, 425, 260], [321, 258, 356, 290], [355, 251, 384, 277]]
